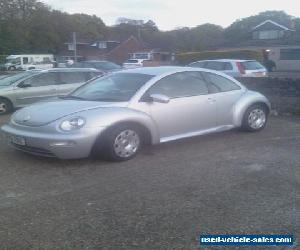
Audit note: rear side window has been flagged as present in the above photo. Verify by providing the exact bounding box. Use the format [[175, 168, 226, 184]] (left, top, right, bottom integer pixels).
[[23, 73, 59, 87], [189, 61, 206, 68], [242, 61, 264, 70], [205, 61, 226, 71], [224, 62, 233, 70], [203, 72, 241, 92], [59, 72, 86, 84]]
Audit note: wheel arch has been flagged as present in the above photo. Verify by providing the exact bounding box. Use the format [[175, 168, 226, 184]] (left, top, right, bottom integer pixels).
[[233, 92, 271, 127]]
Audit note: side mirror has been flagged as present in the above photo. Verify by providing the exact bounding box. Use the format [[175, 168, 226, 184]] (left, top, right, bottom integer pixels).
[[18, 82, 31, 88], [149, 94, 170, 103]]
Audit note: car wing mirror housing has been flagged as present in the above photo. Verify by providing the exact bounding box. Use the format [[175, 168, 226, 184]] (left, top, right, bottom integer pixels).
[[18, 82, 31, 88], [149, 94, 170, 103]]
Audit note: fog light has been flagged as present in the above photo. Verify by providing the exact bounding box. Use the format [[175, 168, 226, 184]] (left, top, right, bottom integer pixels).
[[49, 141, 76, 147]]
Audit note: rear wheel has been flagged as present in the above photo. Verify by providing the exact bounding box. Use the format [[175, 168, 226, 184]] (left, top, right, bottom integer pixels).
[[8, 66, 16, 71], [94, 124, 143, 161], [0, 98, 13, 115], [242, 104, 268, 132]]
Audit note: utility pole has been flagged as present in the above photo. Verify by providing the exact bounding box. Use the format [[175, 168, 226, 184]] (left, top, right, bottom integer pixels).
[[72, 32, 77, 62]]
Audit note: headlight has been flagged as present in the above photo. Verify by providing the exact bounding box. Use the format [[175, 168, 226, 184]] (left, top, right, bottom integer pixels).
[[60, 117, 86, 131]]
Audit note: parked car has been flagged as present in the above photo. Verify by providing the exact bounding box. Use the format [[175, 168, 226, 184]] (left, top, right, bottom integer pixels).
[[188, 59, 268, 77], [0, 68, 101, 114], [70, 60, 122, 72], [5, 54, 54, 71], [123, 59, 146, 69], [1, 66, 270, 161]]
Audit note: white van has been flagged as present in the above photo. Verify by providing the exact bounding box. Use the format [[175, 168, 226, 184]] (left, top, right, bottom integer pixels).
[[5, 54, 54, 71]]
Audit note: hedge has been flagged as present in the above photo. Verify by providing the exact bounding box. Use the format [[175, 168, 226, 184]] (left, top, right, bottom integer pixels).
[[176, 50, 263, 65], [0, 55, 7, 64]]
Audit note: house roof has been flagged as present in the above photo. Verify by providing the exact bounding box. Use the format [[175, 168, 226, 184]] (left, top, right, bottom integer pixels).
[[252, 20, 295, 31]]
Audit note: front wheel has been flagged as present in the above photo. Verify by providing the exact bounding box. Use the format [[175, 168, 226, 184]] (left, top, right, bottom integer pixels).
[[8, 66, 16, 71], [0, 98, 13, 115], [242, 104, 268, 132], [96, 125, 142, 161]]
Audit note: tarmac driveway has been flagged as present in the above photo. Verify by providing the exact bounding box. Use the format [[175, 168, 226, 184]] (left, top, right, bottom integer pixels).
[[0, 114, 299, 250]]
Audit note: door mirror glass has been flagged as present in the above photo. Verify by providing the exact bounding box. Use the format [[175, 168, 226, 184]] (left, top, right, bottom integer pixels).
[[149, 94, 170, 103]]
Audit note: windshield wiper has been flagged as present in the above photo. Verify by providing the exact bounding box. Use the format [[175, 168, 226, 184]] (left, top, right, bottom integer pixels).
[[59, 95, 86, 100]]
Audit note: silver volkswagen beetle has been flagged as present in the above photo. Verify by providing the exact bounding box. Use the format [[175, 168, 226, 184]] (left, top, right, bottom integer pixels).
[[1, 67, 270, 161]]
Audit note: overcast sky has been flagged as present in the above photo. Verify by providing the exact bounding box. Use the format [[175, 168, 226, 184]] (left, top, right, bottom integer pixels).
[[43, 0, 300, 30]]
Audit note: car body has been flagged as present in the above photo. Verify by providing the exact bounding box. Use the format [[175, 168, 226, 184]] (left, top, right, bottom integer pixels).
[[0, 68, 101, 114], [188, 59, 268, 78], [123, 59, 147, 69], [69, 60, 122, 72], [5, 54, 54, 71], [1, 66, 270, 161]]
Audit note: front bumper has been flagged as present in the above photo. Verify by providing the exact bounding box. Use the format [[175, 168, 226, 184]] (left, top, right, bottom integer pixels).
[[1, 123, 106, 159]]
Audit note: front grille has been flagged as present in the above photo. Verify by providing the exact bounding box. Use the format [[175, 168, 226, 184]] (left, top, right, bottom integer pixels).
[[11, 143, 55, 157]]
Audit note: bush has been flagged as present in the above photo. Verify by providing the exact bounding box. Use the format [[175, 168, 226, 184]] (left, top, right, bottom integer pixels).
[[0, 55, 7, 64], [176, 50, 263, 65]]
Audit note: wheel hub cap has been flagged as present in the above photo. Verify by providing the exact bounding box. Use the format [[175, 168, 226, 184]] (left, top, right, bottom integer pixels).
[[248, 109, 266, 129], [0, 102, 7, 114], [114, 130, 140, 158]]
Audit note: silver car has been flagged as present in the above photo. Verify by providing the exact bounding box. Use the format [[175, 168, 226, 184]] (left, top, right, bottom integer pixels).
[[1, 66, 270, 161], [188, 59, 268, 77], [0, 68, 101, 114]]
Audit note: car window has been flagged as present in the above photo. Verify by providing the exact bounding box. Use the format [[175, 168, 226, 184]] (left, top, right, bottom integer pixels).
[[242, 61, 265, 70], [0, 71, 40, 86], [88, 71, 103, 80], [59, 72, 86, 84], [71, 73, 153, 102], [203, 72, 241, 93], [126, 59, 139, 63], [147, 71, 208, 98], [205, 61, 225, 71], [224, 62, 233, 70], [189, 61, 206, 68], [22, 72, 59, 87]]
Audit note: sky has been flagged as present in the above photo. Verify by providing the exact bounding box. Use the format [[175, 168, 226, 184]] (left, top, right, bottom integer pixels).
[[43, 0, 300, 30]]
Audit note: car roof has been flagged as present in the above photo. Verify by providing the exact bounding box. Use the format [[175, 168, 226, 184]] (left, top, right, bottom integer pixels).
[[192, 59, 257, 63], [121, 66, 192, 76], [39, 68, 99, 73]]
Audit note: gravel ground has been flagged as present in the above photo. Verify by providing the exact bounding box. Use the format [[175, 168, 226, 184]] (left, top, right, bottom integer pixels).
[[0, 114, 299, 250]]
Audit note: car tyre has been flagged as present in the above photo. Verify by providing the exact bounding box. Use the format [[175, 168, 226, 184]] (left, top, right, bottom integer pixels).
[[0, 98, 13, 115], [96, 124, 143, 162], [242, 104, 268, 132], [8, 66, 16, 71]]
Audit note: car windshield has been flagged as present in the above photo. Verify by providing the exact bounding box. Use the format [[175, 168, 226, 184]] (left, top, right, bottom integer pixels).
[[70, 72, 153, 102], [88, 61, 121, 70], [0, 71, 39, 86]]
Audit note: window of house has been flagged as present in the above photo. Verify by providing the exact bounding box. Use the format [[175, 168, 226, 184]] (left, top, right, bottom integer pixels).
[[98, 42, 107, 49], [280, 49, 300, 60], [68, 44, 75, 51], [258, 30, 279, 40]]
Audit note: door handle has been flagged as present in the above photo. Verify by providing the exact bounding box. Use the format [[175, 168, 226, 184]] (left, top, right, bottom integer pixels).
[[207, 97, 216, 103]]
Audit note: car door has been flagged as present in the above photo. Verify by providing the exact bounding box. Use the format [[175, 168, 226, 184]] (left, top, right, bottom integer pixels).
[[141, 71, 217, 141], [15, 72, 60, 106], [202, 72, 244, 126], [57, 71, 91, 96]]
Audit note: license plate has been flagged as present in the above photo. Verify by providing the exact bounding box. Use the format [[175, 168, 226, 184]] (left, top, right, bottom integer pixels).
[[8, 135, 26, 146], [255, 72, 264, 76]]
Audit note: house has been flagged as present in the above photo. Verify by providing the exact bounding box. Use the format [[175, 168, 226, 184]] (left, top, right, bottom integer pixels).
[[58, 36, 147, 64], [215, 20, 300, 71], [128, 49, 173, 66], [252, 20, 295, 40]]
